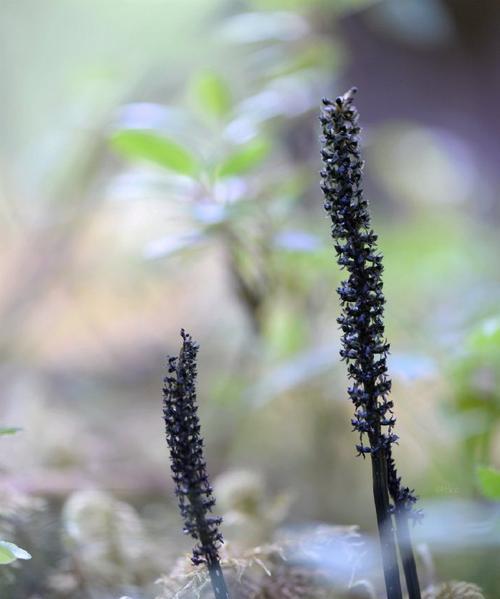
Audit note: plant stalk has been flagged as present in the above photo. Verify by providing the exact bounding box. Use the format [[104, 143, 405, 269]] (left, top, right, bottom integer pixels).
[[189, 488, 231, 599], [370, 445, 403, 599], [206, 560, 230, 599], [394, 506, 421, 599]]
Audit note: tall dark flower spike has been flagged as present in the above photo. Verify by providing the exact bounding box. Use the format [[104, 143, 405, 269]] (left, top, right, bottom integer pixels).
[[319, 89, 421, 599], [163, 329, 230, 599]]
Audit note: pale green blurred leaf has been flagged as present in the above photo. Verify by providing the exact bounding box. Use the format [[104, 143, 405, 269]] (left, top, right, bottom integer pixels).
[[191, 72, 232, 120], [218, 138, 270, 177], [269, 41, 342, 78], [247, 343, 338, 408], [469, 317, 500, 353], [477, 466, 500, 500], [110, 130, 198, 176], [264, 303, 306, 359], [144, 232, 205, 260], [247, 0, 379, 15], [0, 541, 31, 565], [220, 11, 308, 43], [0, 427, 22, 436], [274, 230, 321, 253]]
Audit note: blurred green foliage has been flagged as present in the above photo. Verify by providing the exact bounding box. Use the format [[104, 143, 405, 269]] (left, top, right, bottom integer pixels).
[[0, 0, 499, 597], [110, 131, 200, 177], [191, 72, 233, 121], [0, 542, 31, 567], [0, 430, 31, 566], [449, 318, 500, 473], [477, 466, 500, 501], [0, 428, 22, 437]]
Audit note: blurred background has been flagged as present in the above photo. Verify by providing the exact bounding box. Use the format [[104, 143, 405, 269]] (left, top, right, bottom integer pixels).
[[1, 0, 499, 597]]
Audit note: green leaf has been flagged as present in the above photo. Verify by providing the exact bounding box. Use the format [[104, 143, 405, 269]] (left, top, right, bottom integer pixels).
[[264, 302, 306, 359], [0, 427, 22, 436], [191, 72, 231, 120], [469, 317, 500, 353], [220, 11, 308, 44], [218, 138, 270, 177], [477, 465, 500, 500], [110, 130, 198, 176], [0, 541, 31, 565]]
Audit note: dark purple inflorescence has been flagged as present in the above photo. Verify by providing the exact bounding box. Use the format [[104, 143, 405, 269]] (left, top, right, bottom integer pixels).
[[387, 451, 421, 519], [162, 329, 224, 567], [319, 88, 417, 516]]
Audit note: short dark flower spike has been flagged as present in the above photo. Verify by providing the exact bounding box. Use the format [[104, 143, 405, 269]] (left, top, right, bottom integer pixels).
[[320, 89, 421, 599], [163, 330, 230, 599]]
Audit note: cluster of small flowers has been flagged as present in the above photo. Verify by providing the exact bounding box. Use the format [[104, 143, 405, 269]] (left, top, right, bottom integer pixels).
[[387, 451, 421, 520], [319, 89, 417, 512], [162, 329, 223, 566], [320, 89, 395, 456]]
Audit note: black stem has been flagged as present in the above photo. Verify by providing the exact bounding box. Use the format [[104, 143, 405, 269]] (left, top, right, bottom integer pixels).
[[370, 443, 403, 599], [190, 491, 230, 599], [394, 506, 421, 599], [387, 450, 421, 598], [207, 560, 230, 599]]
